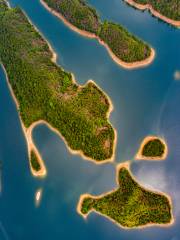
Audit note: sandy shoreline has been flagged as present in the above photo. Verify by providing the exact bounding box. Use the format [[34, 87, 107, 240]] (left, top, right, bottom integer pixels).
[[1, 64, 47, 178], [40, 0, 155, 69], [77, 161, 174, 229], [124, 0, 180, 28], [135, 136, 168, 161], [0, 4, 117, 177]]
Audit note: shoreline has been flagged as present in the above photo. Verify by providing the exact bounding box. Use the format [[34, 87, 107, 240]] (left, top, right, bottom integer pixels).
[[40, 0, 155, 69], [77, 161, 174, 229], [1, 54, 117, 178], [124, 0, 180, 28], [0, 5, 117, 177], [135, 136, 168, 161], [1, 64, 47, 178], [24, 8, 117, 166]]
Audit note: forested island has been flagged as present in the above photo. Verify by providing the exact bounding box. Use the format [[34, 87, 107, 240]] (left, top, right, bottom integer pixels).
[[124, 0, 180, 27], [41, 0, 155, 69], [0, 0, 116, 176], [136, 136, 168, 160], [78, 163, 173, 228]]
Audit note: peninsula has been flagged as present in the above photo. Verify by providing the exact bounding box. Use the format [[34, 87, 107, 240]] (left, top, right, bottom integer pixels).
[[136, 136, 168, 160], [0, 0, 116, 177], [124, 0, 180, 27], [40, 0, 155, 69], [78, 162, 173, 229]]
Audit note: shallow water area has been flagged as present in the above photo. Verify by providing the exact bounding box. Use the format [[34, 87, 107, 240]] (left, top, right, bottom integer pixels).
[[0, 0, 180, 239]]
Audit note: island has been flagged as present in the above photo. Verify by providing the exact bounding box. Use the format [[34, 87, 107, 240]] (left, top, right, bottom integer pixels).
[[136, 136, 168, 160], [40, 0, 155, 69], [0, 0, 116, 177], [77, 162, 173, 228], [124, 0, 180, 27]]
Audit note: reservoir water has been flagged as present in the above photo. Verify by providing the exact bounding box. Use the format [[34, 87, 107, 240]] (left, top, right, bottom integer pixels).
[[0, 0, 180, 239]]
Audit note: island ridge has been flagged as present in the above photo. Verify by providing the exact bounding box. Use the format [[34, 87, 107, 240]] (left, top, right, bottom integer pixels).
[[41, 0, 155, 69], [0, 0, 116, 177], [78, 162, 173, 228], [124, 0, 180, 27]]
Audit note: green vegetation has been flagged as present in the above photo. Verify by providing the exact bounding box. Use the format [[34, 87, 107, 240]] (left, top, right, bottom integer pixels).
[[130, 0, 180, 21], [0, 0, 8, 12], [80, 167, 172, 228], [30, 150, 41, 172], [142, 138, 165, 157], [99, 21, 150, 62], [44, 0, 100, 33], [0, 1, 115, 161], [43, 0, 151, 63]]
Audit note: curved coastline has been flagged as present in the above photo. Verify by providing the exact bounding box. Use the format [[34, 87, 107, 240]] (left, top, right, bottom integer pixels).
[[135, 136, 168, 161], [1, 64, 47, 178], [40, 0, 155, 69], [124, 0, 180, 28], [77, 161, 174, 229], [1, 59, 117, 178], [23, 8, 117, 166], [0, 7, 117, 177]]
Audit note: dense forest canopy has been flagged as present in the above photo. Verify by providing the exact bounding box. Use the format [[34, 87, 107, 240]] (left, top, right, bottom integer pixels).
[[43, 0, 151, 63], [132, 0, 180, 21], [80, 167, 172, 228], [0, 0, 115, 161]]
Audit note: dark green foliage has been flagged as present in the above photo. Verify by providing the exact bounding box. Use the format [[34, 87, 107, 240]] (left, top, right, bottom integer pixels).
[[0, 2, 115, 161], [81, 167, 172, 228], [30, 150, 41, 172], [99, 21, 151, 62], [43, 0, 151, 63], [131, 0, 180, 21], [142, 139, 165, 157], [44, 0, 101, 33]]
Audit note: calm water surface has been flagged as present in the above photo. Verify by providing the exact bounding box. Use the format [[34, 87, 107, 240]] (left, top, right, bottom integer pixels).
[[0, 0, 180, 239]]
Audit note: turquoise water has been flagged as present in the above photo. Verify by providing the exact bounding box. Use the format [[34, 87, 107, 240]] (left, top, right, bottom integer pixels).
[[0, 0, 180, 238]]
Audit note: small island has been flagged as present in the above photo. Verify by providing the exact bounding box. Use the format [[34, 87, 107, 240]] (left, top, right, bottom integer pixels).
[[41, 0, 155, 69], [77, 162, 173, 229], [0, 0, 116, 177], [136, 136, 168, 160], [124, 0, 180, 27]]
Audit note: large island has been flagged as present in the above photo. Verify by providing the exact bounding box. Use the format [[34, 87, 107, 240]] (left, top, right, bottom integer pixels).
[[78, 162, 173, 228], [0, 0, 116, 177], [40, 0, 155, 69], [124, 0, 180, 27]]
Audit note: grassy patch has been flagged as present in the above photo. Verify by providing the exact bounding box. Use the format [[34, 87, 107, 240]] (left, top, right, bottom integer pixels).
[[30, 150, 41, 172]]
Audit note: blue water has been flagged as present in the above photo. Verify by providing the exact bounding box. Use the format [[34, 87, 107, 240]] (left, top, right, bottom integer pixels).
[[0, 0, 180, 239]]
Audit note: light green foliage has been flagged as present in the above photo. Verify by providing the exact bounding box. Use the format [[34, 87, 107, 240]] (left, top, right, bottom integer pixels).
[[81, 167, 172, 228]]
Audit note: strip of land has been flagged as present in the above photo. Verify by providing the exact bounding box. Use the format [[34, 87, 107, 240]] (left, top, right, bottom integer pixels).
[[124, 0, 180, 27], [136, 136, 168, 161], [41, 0, 155, 69], [0, 0, 116, 177], [77, 162, 174, 229]]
